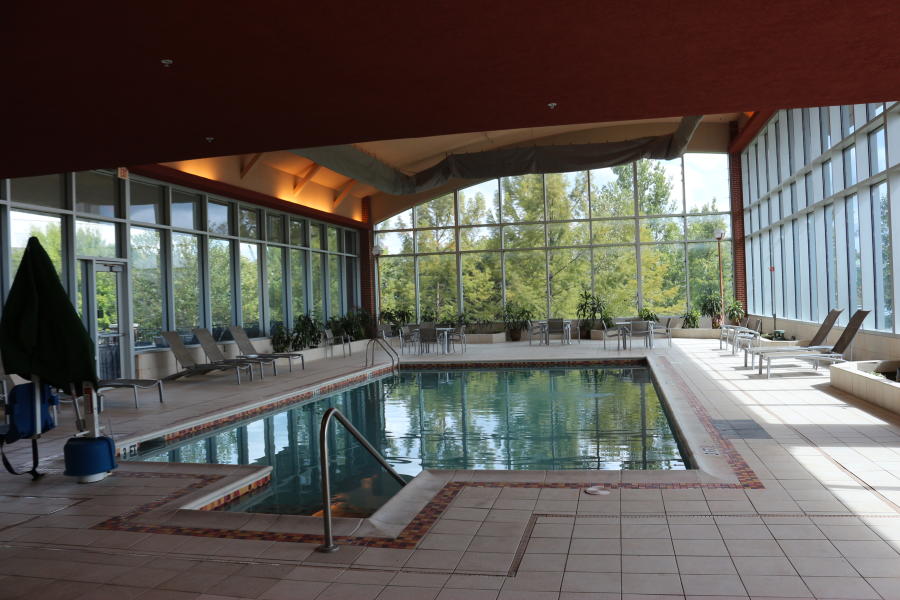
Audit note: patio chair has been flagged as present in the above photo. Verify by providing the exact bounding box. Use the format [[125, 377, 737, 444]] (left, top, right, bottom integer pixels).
[[761, 310, 869, 378], [418, 325, 438, 353], [229, 325, 305, 371], [629, 320, 653, 348], [161, 331, 254, 384], [720, 315, 750, 349], [600, 321, 626, 350], [399, 325, 419, 355], [322, 328, 347, 358], [448, 325, 467, 353], [652, 317, 675, 347], [731, 319, 762, 355], [743, 308, 843, 368], [546, 319, 570, 344], [97, 378, 165, 409], [192, 328, 272, 378], [527, 320, 547, 345]]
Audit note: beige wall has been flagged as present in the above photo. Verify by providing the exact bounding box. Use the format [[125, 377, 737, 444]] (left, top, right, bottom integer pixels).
[[749, 314, 900, 361]]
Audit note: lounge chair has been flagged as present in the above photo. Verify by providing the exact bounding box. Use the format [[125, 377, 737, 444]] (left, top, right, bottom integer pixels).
[[229, 325, 304, 371], [193, 328, 272, 378], [744, 308, 843, 368], [161, 331, 254, 384], [97, 378, 165, 408], [761, 310, 870, 378], [720, 316, 750, 349], [732, 319, 762, 355]]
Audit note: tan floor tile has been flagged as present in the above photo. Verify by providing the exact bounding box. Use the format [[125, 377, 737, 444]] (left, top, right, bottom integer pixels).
[[519, 553, 569, 572], [622, 573, 683, 595], [566, 554, 622, 573], [502, 571, 564, 591], [457, 552, 515, 573], [622, 539, 674, 556], [673, 538, 729, 556], [801, 576, 879, 599], [732, 556, 797, 576], [317, 582, 384, 600], [740, 575, 811, 598], [562, 571, 621, 593], [680, 574, 747, 596], [865, 577, 900, 600], [676, 556, 736, 575], [376, 585, 441, 600], [568, 538, 621, 555]]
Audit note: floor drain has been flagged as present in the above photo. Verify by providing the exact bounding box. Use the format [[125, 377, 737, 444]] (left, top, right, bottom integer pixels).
[[701, 446, 720, 455], [583, 487, 611, 495]]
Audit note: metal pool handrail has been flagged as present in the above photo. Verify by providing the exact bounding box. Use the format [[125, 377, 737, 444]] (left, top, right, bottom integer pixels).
[[317, 407, 407, 553], [365, 337, 399, 369]]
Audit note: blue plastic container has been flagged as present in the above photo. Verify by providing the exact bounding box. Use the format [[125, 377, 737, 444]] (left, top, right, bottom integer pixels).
[[64, 436, 117, 482]]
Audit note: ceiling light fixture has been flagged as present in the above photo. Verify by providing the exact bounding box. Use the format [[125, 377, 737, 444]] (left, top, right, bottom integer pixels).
[[160, 59, 174, 67], [205, 137, 215, 143], [547, 102, 558, 110]]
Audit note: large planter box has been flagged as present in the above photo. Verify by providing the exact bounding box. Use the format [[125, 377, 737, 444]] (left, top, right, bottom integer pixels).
[[831, 360, 900, 416], [466, 332, 506, 344], [671, 328, 721, 339]]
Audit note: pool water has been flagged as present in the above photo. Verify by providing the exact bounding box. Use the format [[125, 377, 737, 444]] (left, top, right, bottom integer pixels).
[[132, 366, 687, 517]]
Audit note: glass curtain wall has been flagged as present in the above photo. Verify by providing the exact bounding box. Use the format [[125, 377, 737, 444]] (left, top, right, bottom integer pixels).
[[0, 171, 361, 354], [742, 103, 896, 332], [376, 155, 732, 320]]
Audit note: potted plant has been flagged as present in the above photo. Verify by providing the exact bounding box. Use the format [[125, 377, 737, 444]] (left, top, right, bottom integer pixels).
[[576, 290, 607, 337], [681, 307, 700, 328], [697, 294, 723, 328], [637, 307, 658, 323], [292, 314, 322, 349], [724, 299, 745, 325], [499, 302, 533, 341], [271, 323, 292, 353]]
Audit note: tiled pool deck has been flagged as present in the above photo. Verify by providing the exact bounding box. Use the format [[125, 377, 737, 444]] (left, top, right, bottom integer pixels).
[[1, 339, 899, 599]]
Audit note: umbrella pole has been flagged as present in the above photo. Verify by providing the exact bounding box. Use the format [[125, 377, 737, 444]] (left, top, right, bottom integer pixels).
[[31, 375, 41, 437]]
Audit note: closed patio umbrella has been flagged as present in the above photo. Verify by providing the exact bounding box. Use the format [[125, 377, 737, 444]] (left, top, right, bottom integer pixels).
[[0, 237, 97, 389], [0, 237, 98, 478]]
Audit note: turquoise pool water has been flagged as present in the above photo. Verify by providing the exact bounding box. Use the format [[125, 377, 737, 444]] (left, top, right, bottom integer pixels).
[[132, 366, 687, 516]]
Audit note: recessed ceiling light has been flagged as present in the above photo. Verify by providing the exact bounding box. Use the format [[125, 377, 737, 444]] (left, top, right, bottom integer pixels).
[[205, 137, 215, 143], [547, 102, 558, 110], [160, 59, 174, 67]]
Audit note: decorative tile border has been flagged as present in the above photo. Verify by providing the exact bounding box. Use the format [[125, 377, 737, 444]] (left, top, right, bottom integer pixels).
[[400, 358, 646, 370], [96, 355, 763, 548], [197, 473, 272, 511], [653, 355, 764, 489], [120, 364, 395, 455]]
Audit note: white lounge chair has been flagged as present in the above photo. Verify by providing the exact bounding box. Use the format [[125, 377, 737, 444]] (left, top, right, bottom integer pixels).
[[761, 310, 870, 378], [744, 308, 843, 368]]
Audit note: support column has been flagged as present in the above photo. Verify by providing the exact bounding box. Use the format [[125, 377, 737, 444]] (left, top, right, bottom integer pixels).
[[729, 125, 748, 310]]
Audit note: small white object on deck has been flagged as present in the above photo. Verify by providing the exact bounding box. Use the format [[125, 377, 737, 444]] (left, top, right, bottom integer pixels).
[[583, 486, 611, 495]]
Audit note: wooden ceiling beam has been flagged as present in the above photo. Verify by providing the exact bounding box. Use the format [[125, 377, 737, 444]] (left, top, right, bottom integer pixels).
[[333, 178, 356, 208], [292, 162, 321, 196], [240, 152, 264, 179]]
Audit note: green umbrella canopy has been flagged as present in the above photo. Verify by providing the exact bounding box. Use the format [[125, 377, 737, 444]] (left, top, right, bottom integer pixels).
[[0, 237, 97, 393]]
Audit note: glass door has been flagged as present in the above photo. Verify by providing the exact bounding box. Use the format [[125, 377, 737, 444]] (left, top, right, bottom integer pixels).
[[79, 260, 128, 381]]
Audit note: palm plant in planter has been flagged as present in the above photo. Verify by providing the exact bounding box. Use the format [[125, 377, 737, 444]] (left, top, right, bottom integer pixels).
[[697, 294, 723, 328], [724, 299, 745, 325], [292, 314, 322, 350], [499, 302, 533, 341], [576, 290, 606, 337]]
